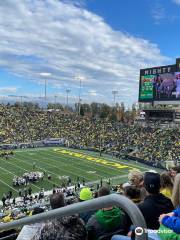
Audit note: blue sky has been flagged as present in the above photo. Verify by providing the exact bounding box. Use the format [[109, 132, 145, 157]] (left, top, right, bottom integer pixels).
[[86, 0, 180, 58], [0, 0, 180, 106]]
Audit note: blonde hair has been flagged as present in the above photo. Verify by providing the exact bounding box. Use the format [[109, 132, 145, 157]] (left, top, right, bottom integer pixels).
[[172, 173, 180, 208], [128, 169, 143, 182]]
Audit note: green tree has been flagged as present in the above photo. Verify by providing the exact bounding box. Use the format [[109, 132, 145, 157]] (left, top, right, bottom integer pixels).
[[82, 103, 91, 114], [109, 107, 117, 121], [100, 103, 110, 119], [91, 102, 100, 117]]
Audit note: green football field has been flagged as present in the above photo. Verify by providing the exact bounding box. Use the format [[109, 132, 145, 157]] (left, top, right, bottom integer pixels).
[[0, 147, 161, 197]]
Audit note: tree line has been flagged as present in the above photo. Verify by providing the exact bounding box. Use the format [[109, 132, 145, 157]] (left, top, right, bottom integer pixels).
[[2, 101, 137, 122]]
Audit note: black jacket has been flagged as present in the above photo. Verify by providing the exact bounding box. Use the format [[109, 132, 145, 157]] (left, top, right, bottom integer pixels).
[[79, 210, 96, 224], [138, 193, 174, 229]]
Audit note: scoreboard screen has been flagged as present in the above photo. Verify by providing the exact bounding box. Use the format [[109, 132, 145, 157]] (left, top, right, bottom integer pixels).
[[139, 58, 180, 103]]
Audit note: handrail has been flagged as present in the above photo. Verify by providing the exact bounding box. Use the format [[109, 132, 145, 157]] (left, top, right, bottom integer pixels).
[[0, 194, 148, 240], [0, 233, 18, 240]]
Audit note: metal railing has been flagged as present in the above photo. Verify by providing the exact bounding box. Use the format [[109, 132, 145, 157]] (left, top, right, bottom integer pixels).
[[0, 194, 148, 240]]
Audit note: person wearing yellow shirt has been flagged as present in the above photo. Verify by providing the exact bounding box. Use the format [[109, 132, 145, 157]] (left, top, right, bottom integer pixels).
[[3, 214, 13, 223]]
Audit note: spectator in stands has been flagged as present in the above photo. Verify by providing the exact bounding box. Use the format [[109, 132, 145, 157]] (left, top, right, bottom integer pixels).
[[156, 207, 180, 240], [128, 169, 143, 188], [50, 192, 65, 209], [79, 187, 95, 224], [160, 172, 173, 199], [172, 173, 180, 208], [138, 172, 174, 230], [34, 192, 87, 240], [86, 186, 124, 240], [115, 172, 174, 238], [16, 207, 44, 240], [128, 169, 146, 201], [111, 172, 175, 240], [123, 186, 141, 204], [0, 104, 179, 164], [112, 207, 180, 240], [36, 216, 87, 240], [170, 165, 180, 182]]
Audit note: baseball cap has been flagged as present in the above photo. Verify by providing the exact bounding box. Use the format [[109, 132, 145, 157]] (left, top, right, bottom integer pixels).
[[144, 172, 160, 194], [79, 188, 93, 201]]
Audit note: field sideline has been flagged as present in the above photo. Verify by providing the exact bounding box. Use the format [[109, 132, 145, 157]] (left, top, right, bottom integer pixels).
[[0, 147, 161, 197]]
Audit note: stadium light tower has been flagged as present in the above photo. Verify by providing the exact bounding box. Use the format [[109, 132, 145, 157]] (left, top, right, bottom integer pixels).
[[39, 72, 51, 107], [112, 90, 118, 105], [66, 89, 71, 107], [75, 75, 84, 115]]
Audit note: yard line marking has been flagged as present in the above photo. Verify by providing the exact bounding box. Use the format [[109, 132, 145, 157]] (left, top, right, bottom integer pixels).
[[0, 178, 18, 192], [52, 149, 122, 173], [15, 153, 68, 179], [0, 161, 41, 190], [16, 147, 145, 172], [41, 151, 104, 178], [11, 156, 60, 186], [15, 152, 92, 183], [62, 147, 152, 171], [16, 151, 94, 181], [16, 148, 127, 175], [86, 173, 128, 185], [47, 150, 123, 175], [16, 148, 129, 181]]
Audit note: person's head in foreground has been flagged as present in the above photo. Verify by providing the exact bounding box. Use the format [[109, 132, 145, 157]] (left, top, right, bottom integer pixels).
[[160, 172, 173, 189], [123, 185, 141, 204], [86, 185, 124, 240], [79, 187, 93, 202], [35, 192, 87, 240], [128, 169, 144, 188], [37, 216, 87, 240], [50, 192, 65, 209], [144, 171, 161, 195], [160, 171, 173, 198], [98, 185, 110, 197]]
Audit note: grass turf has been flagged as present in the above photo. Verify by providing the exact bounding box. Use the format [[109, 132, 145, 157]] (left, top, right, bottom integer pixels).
[[0, 147, 161, 197]]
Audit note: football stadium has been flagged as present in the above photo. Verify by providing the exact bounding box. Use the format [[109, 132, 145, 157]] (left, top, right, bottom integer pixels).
[[0, 1, 180, 240], [0, 147, 161, 197]]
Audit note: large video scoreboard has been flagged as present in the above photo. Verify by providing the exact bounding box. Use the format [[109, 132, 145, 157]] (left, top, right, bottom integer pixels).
[[139, 58, 180, 103]]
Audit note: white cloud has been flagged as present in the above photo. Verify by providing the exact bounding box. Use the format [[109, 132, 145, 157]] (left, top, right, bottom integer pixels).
[[151, 3, 165, 24], [88, 90, 98, 96], [151, 2, 179, 24], [0, 86, 18, 94], [0, 0, 170, 105]]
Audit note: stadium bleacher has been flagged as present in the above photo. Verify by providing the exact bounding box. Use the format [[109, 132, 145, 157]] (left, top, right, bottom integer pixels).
[[0, 105, 179, 165], [0, 104, 179, 239]]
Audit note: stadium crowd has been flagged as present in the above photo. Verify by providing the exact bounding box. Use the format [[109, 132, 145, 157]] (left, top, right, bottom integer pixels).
[[0, 104, 179, 239], [0, 105, 179, 165], [0, 167, 180, 240]]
